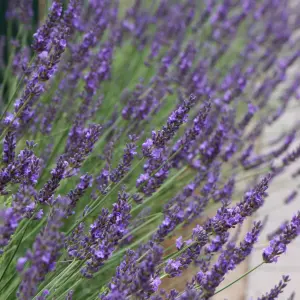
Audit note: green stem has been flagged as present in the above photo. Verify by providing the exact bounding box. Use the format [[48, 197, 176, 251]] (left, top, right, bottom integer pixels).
[[66, 157, 145, 235], [123, 213, 162, 241], [213, 262, 265, 296], [0, 271, 17, 295], [50, 262, 84, 298], [0, 218, 32, 282], [4, 218, 45, 258], [33, 260, 78, 299]]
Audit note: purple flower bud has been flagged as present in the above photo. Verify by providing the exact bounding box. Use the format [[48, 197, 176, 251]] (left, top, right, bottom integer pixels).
[[282, 144, 300, 166], [67, 189, 131, 277], [16, 257, 27, 272], [284, 190, 298, 205], [263, 212, 300, 263], [67, 174, 93, 216], [3, 130, 16, 164], [176, 236, 183, 250], [0, 185, 38, 250], [197, 221, 262, 298], [102, 244, 163, 299], [110, 138, 137, 183], [257, 275, 290, 300]]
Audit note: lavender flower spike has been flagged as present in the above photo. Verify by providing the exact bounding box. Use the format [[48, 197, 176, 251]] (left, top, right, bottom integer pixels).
[[143, 94, 196, 154], [263, 212, 300, 263], [0, 185, 39, 251], [0, 142, 41, 195], [257, 275, 290, 300], [37, 156, 69, 205], [69, 189, 131, 278], [67, 173, 93, 216], [284, 190, 298, 205], [32, 0, 63, 53], [110, 135, 138, 183], [197, 221, 262, 299], [2, 130, 16, 164], [17, 196, 70, 300], [102, 243, 163, 299]]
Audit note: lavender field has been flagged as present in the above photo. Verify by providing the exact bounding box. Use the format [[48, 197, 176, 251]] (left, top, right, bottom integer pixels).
[[0, 1, 300, 299]]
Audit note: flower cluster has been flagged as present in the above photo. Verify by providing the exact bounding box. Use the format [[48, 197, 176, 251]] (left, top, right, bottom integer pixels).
[[17, 196, 70, 300], [263, 212, 300, 263], [258, 275, 290, 300]]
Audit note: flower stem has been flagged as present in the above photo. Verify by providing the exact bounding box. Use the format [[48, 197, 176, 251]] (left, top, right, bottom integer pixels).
[[213, 261, 265, 296]]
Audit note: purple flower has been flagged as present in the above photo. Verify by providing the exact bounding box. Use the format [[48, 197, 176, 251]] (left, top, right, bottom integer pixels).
[[4, 0, 79, 141], [257, 275, 290, 300], [204, 232, 229, 254], [178, 288, 201, 300], [17, 196, 70, 300], [206, 176, 269, 235], [176, 41, 197, 81], [96, 168, 110, 195], [282, 144, 300, 166], [176, 236, 184, 250], [171, 102, 211, 167], [197, 222, 262, 299], [0, 143, 41, 195], [3, 130, 16, 164], [102, 243, 163, 299], [110, 135, 138, 183], [151, 277, 161, 292], [212, 177, 235, 204], [36, 289, 50, 300], [84, 43, 113, 95], [165, 224, 209, 277], [67, 173, 93, 216], [136, 95, 197, 196], [153, 170, 208, 241], [158, 39, 181, 76], [0, 185, 38, 250], [284, 190, 298, 205], [66, 124, 102, 165], [238, 103, 257, 130], [263, 212, 300, 263], [68, 189, 131, 277], [16, 257, 28, 272], [200, 119, 227, 165], [149, 94, 196, 150], [164, 177, 269, 277], [267, 221, 289, 241], [0, 0, 299, 298], [37, 156, 69, 204], [32, 0, 63, 53], [66, 290, 74, 300]]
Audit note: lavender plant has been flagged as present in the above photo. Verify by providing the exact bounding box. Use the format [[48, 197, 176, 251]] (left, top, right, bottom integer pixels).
[[0, 0, 300, 299]]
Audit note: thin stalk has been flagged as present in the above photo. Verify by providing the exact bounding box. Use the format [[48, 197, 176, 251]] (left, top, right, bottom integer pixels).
[[0, 218, 32, 282], [66, 157, 145, 235], [3, 218, 45, 257], [33, 260, 78, 299], [213, 262, 265, 296], [56, 279, 80, 300], [0, 271, 17, 295], [50, 262, 84, 297], [122, 213, 162, 242], [0, 53, 36, 123]]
